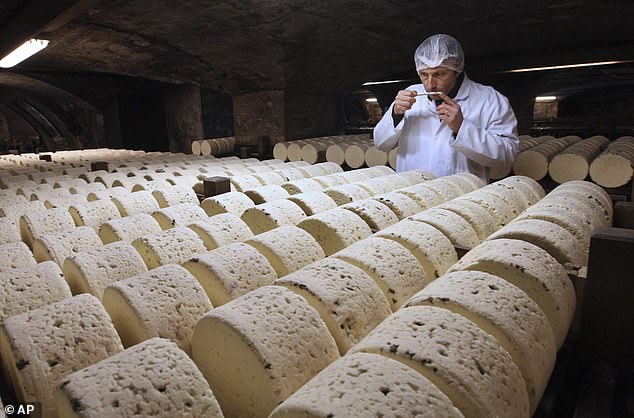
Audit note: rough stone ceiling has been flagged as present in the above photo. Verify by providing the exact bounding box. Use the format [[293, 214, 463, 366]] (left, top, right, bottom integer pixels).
[[1, 0, 634, 100]]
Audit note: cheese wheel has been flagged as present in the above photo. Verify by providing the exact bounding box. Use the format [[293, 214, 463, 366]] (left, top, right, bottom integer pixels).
[[323, 184, 372, 205], [275, 257, 391, 353], [244, 185, 290, 204], [241, 199, 307, 234], [350, 306, 530, 418], [310, 174, 347, 188], [270, 351, 464, 418], [447, 238, 575, 348], [191, 285, 340, 418], [281, 178, 323, 195], [423, 179, 463, 200], [549, 153, 591, 183], [252, 171, 285, 186], [230, 175, 262, 192], [188, 213, 253, 250], [0, 200, 47, 224], [333, 236, 430, 310], [63, 241, 148, 300], [363, 166, 395, 177], [364, 145, 388, 167], [87, 187, 131, 202], [354, 178, 394, 195], [54, 178, 89, 191], [69, 199, 121, 230], [32, 226, 103, 267], [287, 142, 305, 162], [338, 169, 371, 182], [436, 199, 496, 241], [546, 189, 612, 227], [55, 337, 224, 418], [0, 217, 20, 244], [457, 190, 515, 229], [152, 202, 208, 229], [340, 199, 399, 232], [0, 261, 71, 321], [0, 294, 123, 418], [111, 190, 160, 216], [151, 186, 199, 208], [325, 143, 347, 165], [99, 213, 162, 244], [68, 181, 106, 195], [94, 172, 128, 187], [515, 206, 593, 252], [513, 150, 549, 180], [375, 221, 457, 280], [406, 271, 556, 412], [551, 180, 612, 218], [102, 264, 212, 355], [287, 191, 338, 216], [296, 164, 330, 178], [378, 173, 414, 189], [371, 191, 423, 219], [273, 142, 289, 161], [245, 226, 325, 277], [394, 168, 436, 185], [297, 208, 372, 256], [345, 143, 371, 169], [408, 208, 481, 249], [19, 207, 76, 247], [201, 191, 255, 217], [262, 158, 286, 167], [273, 167, 306, 182], [486, 182, 531, 212], [488, 218, 586, 266], [132, 227, 207, 269], [314, 161, 343, 175], [589, 151, 633, 187], [184, 242, 277, 306], [44, 194, 87, 209], [192, 139, 203, 155], [394, 184, 444, 209]]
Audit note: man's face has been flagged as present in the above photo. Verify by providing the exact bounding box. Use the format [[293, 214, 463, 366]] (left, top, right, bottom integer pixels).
[[418, 67, 459, 98]]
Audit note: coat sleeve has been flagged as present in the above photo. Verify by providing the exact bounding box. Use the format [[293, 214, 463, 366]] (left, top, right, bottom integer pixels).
[[373, 102, 404, 151], [450, 93, 520, 169]]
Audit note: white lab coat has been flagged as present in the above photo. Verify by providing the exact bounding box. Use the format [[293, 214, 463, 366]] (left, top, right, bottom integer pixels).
[[373, 74, 519, 183]]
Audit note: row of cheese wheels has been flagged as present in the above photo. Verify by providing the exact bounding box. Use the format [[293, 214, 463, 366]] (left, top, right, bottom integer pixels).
[[1, 169, 608, 414], [497, 134, 634, 188]]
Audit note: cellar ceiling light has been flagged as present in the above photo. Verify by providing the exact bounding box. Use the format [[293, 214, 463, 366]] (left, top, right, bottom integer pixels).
[[363, 79, 409, 86], [365, 98, 378, 102], [0, 39, 49, 68], [503, 60, 633, 73], [535, 96, 557, 102]]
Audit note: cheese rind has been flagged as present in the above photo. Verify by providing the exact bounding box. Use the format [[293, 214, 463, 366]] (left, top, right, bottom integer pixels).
[[436, 199, 496, 240], [200, 191, 255, 217], [187, 213, 253, 250], [241, 199, 307, 234], [0, 294, 123, 418], [372, 191, 423, 220], [323, 184, 372, 205], [69, 199, 121, 230], [99, 213, 162, 244], [297, 208, 372, 256], [340, 199, 399, 232], [183, 242, 278, 306], [406, 271, 556, 412], [287, 191, 338, 216], [244, 185, 290, 204], [332, 236, 430, 310], [131, 227, 208, 269], [350, 306, 530, 418], [151, 186, 199, 208], [408, 208, 481, 249], [275, 258, 392, 354], [111, 190, 161, 216], [102, 264, 212, 355], [19, 207, 76, 247], [32, 226, 103, 267], [152, 203, 208, 229], [54, 338, 224, 418], [270, 352, 465, 418], [63, 241, 148, 300], [191, 285, 339, 418]]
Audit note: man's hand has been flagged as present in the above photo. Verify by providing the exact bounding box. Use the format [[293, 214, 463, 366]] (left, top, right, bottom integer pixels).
[[393, 90, 417, 115], [436, 93, 463, 134]]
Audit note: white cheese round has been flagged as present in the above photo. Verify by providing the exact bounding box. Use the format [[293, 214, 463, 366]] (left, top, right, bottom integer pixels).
[[201, 191, 255, 217], [132, 226, 207, 269], [287, 191, 338, 216], [32, 226, 103, 267], [99, 213, 162, 244], [187, 212, 253, 250], [297, 208, 372, 256], [111, 190, 161, 216], [241, 199, 307, 234]]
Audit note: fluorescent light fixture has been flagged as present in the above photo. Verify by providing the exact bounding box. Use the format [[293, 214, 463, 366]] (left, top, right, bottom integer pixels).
[[535, 96, 557, 102], [365, 98, 378, 102], [0, 39, 49, 68], [363, 79, 409, 86], [503, 60, 633, 73]]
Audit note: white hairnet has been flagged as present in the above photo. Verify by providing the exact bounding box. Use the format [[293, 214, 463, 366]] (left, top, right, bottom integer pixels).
[[414, 34, 464, 73]]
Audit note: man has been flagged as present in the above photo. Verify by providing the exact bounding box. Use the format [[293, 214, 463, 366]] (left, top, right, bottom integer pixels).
[[373, 34, 519, 183]]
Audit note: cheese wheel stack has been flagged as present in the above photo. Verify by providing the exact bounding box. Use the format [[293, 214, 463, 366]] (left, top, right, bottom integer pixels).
[[192, 285, 340, 417], [287, 191, 338, 216], [350, 306, 530, 418], [20, 207, 76, 247], [332, 236, 430, 310], [241, 199, 307, 234], [152, 185, 199, 208], [244, 184, 290, 204], [447, 238, 575, 348], [201, 191, 255, 217], [513, 136, 581, 180], [152, 202, 208, 229], [0, 261, 71, 321], [589, 136, 634, 187], [548, 136, 610, 183], [364, 145, 389, 167], [32, 226, 103, 267], [111, 190, 160, 216], [69, 199, 121, 230], [273, 142, 290, 161], [245, 226, 325, 276], [132, 227, 207, 269], [0, 294, 123, 418], [275, 258, 392, 354], [187, 213, 253, 250], [376, 220, 457, 280], [184, 242, 277, 306], [103, 264, 212, 355], [406, 271, 555, 413], [63, 241, 148, 299], [395, 183, 445, 209], [297, 208, 372, 256], [345, 143, 373, 169], [435, 199, 496, 241], [191, 139, 203, 155], [99, 213, 162, 244], [408, 208, 481, 249], [55, 337, 224, 417], [371, 191, 423, 220], [548, 180, 613, 226], [271, 351, 464, 418], [340, 199, 399, 232]]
